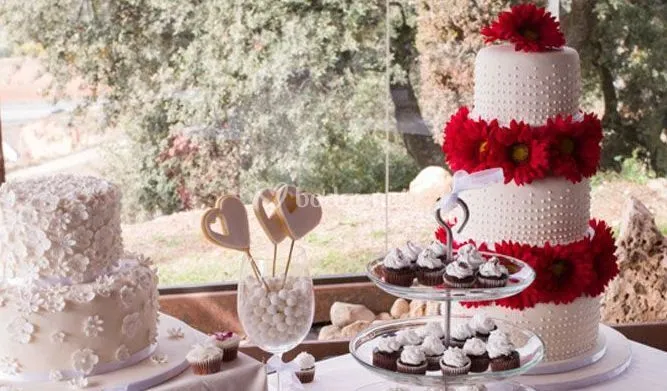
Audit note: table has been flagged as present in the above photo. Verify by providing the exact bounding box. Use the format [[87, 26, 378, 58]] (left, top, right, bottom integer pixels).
[[269, 341, 666, 390]]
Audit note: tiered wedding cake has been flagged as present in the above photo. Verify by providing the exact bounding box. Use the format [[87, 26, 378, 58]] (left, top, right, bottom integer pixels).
[[0, 175, 159, 382], [445, 5, 618, 362]]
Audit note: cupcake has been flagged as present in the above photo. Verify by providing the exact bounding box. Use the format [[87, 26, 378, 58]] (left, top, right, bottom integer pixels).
[[439, 347, 471, 376], [443, 261, 476, 288], [382, 248, 415, 287], [469, 313, 497, 341], [477, 257, 509, 288], [463, 338, 490, 373], [401, 241, 423, 266], [487, 330, 520, 371], [449, 323, 473, 348], [457, 243, 486, 271], [293, 352, 316, 383], [186, 343, 224, 375], [210, 331, 241, 362], [415, 249, 446, 286], [427, 240, 448, 262], [372, 336, 402, 371], [420, 335, 445, 371], [396, 346, 428, 375], [396, 329, 422, 347]]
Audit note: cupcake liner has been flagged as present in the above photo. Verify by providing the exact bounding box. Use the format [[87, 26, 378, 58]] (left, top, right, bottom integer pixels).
[[384, 267, 415, 287], [372, 350, 400, 371], [222, 348, 238, 362], [439, 360, 471, 376], [396, 360, 428, 375], [490, 351, 521, 372], [417, 267, 445, 286], [296, 367, 315, 383], [443, 275, 476, 288], [191, 357, 223, 375], [426, 355, 442, 371], [468, 354, 490, 373], [478, 275, 508, 288]]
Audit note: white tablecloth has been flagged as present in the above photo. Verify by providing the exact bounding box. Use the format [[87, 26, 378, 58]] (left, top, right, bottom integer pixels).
[[269, 341, 666, 390]]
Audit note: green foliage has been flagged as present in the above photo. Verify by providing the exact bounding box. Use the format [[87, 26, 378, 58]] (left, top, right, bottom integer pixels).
[[592, 153, 657, 187]]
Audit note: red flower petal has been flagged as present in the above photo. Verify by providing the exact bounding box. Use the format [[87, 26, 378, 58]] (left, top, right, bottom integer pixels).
[[585, 219, 619, 296], [481, 4, 565, 52]]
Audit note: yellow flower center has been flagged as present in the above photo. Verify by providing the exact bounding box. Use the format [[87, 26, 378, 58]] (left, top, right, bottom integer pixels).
[[478, 141, 489, 156], [560, 138, 575, 155], [521, 28, 539, 41], [510, 143, 530, 163], [551, 259, 570, 279]]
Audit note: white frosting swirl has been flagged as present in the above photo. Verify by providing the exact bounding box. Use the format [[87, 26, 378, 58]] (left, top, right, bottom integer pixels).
[[400, 345, 426, 365], [478, 257, 509, 278], [428, 241, 447, 258], [416, 322, 444, 339], [396, 329, 422, 346], [451, 323, 473, 341], [416, 250, 444, 269], [469, 313, 496, 335], [445, 261, 473, 279], [441, 347, 471, 368], [463, 338, 487, 357], [186, 343, 223, 362], [383, 248, 411, 270], [420, 335, 445, 356], [457, 244, 486, 270], [486, 330, 515, 359], [402, 241, 423, 262], [376, 337, 401, 353], [294, 352, 316, 369]]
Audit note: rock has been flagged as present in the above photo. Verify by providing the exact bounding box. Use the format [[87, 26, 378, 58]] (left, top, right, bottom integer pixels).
[[330, 302, 375, 328], [340, 320, 371, 338], [601, 197, 667, 324], [390, 298, 410, 318], [425, 301, 440, 316], [318, 325, 342, 341], [409, 166, 452, 205], [409, 300, 427, 317], [376, 312, 393, 321]]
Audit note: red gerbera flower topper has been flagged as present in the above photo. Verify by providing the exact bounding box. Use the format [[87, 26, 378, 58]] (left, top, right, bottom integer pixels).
[[489, 120, 549, 185], [481, 4, 566, 52]]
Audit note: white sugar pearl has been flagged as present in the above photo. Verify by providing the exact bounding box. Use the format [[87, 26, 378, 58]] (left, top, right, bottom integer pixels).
[[267, 305, 278, 315], [270, 294, 281, 306], [253, 306, 264, 316], [284, 307, 294, 316], [262, 313, 273, 323], [276, 323, 287, 332], [259, 297, 271, 308], [285, 316, 296, 326], [273, 313, 285, 323], [286, 297, 297, 307], [278, 289, 289, 300]]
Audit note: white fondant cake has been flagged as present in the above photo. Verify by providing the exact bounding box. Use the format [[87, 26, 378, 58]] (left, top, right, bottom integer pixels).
[[0, 175, 159, 382]]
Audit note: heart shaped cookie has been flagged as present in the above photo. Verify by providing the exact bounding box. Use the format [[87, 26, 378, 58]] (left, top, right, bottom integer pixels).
[[201, 195, 250, 251], [253, 188, 288, 244], [274, 184, 322, 240]]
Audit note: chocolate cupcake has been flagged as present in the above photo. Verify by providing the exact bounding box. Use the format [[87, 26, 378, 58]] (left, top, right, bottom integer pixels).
[[382, 248, 415, 287], [487, 330, 520, 372], [439, 347, 471, 376], [415, 249, 445, 286], [477, 256, 509, 288], [443, 261, 476, 288], [449, 323, 473, 348], [469, 313, 497, 341], [463, 337, 490, 373], [396, 346, 428, 375], [420, 335, 445, 371], [186, 343, 224, 375], [401, 241, 423, 266], [293, 352, 316, 383], [209, 331, 240, 362], [456, 243, 486, 271], [372, 336, 402, 371], [427, 240, 449, 263]]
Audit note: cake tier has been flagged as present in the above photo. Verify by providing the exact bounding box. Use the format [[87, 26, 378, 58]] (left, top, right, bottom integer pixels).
[[0, 175, 123, 284], [473, 44, 581, 125], [0, 255, 158, 379], [453, 296, 600, 362], [454, 177, 590, 246]]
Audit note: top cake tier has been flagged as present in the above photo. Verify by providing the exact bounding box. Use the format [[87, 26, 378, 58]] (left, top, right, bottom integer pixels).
[[0, 175, 123, 284], [472, 45, 581, 125]]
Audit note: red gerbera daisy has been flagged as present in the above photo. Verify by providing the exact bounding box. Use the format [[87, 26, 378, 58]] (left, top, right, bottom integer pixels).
[[530, 241, 595, 305], [544, 113, 603, 182], [489, 120, 549, 185], [481, 4, 566, 52], [492, 241, 543, 310], [585, 219, 619, 296], [443, 107, 500, 172]]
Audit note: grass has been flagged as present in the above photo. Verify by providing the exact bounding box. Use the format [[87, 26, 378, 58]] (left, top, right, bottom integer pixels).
[[591, 156, 656, 188]]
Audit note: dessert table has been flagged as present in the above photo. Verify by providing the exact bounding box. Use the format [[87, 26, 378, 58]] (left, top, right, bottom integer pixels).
[[268, 340, 666, 390]]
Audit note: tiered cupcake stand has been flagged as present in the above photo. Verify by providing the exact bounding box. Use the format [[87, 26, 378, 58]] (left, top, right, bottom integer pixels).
[[349, 205, 545, 391]]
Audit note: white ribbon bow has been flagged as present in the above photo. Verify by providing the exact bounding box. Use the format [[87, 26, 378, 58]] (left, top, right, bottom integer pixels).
[[267, 354, 303, 391], [436, 168, 504, 213]]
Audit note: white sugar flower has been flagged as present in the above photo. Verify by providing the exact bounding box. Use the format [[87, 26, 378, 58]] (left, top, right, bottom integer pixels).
[[119, 285, 135, 308], [50, 232, 76, 261], [83, 315, 104, 337], [51, 331, 67, 344], [42, 284, 69, 313], [14, 288, 44, 314], [7, 317, 35, 344], [150, 354, 168, 365], [49, 369, 64, 382], [71, 227, 93, 250], [121, 312, 141, 338], [115, 345, 130, 362], [0, 356, 21, 376], [68, 286, 96, 304], [67, 375, 89, 389], [71, 348, 99, 375], [148, 327, 158, 344], [68, 201, 89, 224], [32, 194, 59, 213], [94, 275, 116, 297], [19, 262, 40, 280], [167, 327, 184, 340]]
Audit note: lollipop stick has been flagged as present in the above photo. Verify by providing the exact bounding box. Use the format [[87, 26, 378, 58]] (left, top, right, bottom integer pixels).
[[272, 244, 278, 277], [245, 250, 269, 290], [282, 239, 296, 288]]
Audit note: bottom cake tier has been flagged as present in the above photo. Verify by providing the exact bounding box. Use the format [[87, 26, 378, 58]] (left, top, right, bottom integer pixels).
[[0, 254, 159, 381], [453, 295, 600, 362]]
